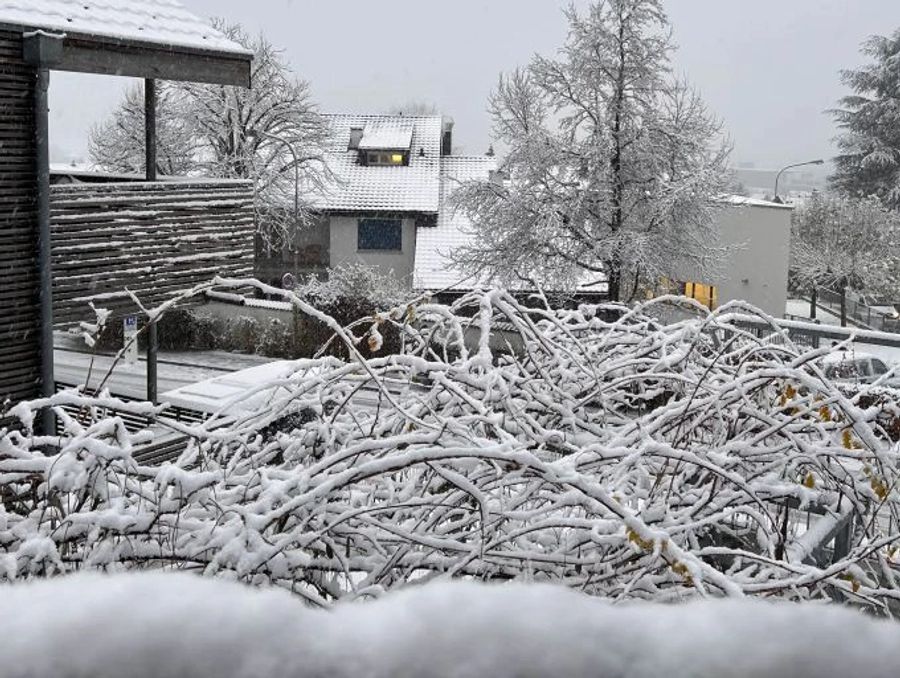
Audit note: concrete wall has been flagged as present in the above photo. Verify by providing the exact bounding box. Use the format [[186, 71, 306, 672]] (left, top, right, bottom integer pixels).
[[707, 203, 793, 317], [329, 216, 417, 283]]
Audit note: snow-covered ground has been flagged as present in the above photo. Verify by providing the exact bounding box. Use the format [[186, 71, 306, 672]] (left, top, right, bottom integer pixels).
[[54, 331, 273, 400], [786, 298, 843, 326], [3, 572, 899, 678]]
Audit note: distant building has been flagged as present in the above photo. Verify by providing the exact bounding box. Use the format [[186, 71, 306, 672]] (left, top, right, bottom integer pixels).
[[672, 197, 794, 318], [264, 115, 793, 315], [257, 113, 496, 290]]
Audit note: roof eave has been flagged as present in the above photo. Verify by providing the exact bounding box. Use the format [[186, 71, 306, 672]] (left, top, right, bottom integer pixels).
[[14, 23, 251, 87]]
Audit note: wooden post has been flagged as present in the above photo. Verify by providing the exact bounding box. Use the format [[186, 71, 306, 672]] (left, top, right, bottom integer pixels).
[[145, 78, 158, 404], [23, 32, 65, 435], [840, 283, 848, 328], [36, 65, 55, 434]]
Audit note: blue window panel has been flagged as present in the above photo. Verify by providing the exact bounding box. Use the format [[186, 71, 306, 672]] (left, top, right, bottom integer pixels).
[[358, 219, 402, 251]]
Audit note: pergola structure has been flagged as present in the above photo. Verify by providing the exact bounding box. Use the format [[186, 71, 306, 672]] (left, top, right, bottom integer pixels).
[[0, 1, 253, 432]]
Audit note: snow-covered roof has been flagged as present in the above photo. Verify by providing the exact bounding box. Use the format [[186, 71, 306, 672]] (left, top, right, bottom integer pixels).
[[413, 155, 608, 294], [310, 114, 443, 214], [0, 0, 251, 56], [357, 122, 415, 151], [722, 195, 794, 210], [50, 162, 143, 182], [414, 155, 497, 291]]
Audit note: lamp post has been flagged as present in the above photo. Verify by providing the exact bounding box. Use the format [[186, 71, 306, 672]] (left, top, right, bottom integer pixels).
[[773, 159, 824, 203]]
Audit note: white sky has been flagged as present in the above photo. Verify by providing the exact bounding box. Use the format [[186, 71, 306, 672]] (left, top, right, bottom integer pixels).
[[49, 0, 900, 170]]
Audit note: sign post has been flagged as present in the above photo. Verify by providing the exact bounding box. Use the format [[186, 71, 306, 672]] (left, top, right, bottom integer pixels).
[[123, 315, 138, 365]]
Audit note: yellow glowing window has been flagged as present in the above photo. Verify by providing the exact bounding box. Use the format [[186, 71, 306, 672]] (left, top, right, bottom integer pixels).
[[364, 150, 409, 166], [684, 281, 718, 310]]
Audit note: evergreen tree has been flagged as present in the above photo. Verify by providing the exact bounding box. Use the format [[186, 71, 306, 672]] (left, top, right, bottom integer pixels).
[[830, 29, 900, 209]]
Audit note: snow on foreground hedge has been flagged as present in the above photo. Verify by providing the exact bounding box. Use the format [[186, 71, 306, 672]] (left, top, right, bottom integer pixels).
[[3, 572, 899, 678], [3, 283, 900, 611]]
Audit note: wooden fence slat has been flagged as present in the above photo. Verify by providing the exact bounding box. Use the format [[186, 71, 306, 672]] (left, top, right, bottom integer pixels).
[[50, 179, 256, 326]]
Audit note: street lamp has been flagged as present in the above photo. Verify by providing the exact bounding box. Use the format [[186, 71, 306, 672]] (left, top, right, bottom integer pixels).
[[247, 129, 300, 227], [773, 159, 824, 203]]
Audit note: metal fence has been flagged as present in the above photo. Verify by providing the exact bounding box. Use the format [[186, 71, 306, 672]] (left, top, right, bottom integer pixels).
[[816, 288, 900, 333]]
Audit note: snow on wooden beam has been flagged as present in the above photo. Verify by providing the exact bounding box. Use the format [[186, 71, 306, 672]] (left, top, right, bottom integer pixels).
[[54, 37, 251, 87]]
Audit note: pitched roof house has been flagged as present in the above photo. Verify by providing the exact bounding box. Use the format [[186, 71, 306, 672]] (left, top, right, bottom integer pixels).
[[265, 112, 790, 316], [413, 155, 497, 292], [260, 113, 497, 290]]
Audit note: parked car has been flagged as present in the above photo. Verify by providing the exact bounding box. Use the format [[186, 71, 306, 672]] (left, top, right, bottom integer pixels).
[[822, 351, 900, 388]]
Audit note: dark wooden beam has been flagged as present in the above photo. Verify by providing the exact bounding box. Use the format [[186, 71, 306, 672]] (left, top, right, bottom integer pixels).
[[55, 38, 250, 87], [145, 78, 158, 405]]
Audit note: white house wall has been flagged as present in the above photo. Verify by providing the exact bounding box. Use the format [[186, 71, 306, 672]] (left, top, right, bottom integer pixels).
[[707, 203, 792, 317], [329, 216, 418, 283]]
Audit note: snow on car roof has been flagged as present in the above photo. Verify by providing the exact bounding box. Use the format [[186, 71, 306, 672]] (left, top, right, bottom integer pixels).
[[821, 349, 880, 364], [722, 195, 794, 210], [0, 0, 251, 56]]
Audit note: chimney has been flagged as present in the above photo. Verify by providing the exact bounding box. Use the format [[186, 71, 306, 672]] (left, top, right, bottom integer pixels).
[[348, 127, 364, 151], [441, 117, 454, 156]]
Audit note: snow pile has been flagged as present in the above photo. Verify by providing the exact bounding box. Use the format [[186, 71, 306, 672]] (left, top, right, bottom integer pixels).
[[2, 572, 899, 678], [3, 283, 900, 610]]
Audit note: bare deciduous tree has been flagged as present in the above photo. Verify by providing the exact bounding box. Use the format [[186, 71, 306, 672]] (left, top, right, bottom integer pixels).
[[90, 20, 330, 250], [791, 191, 900, 325], [452, 0, 730, 301], [88, 84, 197, 177]]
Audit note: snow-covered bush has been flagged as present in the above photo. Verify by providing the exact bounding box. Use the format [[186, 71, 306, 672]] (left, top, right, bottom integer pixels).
[[295, 262, 411, 309], [3, 283, 900, 613], [291, 263, 412, 359]]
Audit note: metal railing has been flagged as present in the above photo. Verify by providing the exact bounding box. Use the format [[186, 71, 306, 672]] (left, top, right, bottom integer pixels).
[[815, 288, 900, 333]]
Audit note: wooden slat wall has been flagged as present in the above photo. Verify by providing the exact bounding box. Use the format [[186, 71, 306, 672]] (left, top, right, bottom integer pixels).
[[0, 30, 40, 406], [50, 180, 255, 325]]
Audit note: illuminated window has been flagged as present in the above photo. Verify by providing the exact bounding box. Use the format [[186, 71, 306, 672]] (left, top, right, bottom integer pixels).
[[684, 281, 718, 309], [364, 151, 408, 166], [358, 218, 402, 251]]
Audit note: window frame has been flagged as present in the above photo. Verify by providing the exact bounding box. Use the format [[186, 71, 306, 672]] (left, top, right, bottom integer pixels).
[[871, 359, 888, 376], [357, 218, 403, 252], [362, 150, 409, 167]]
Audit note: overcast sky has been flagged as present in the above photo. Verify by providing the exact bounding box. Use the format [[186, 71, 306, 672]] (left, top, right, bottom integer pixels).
[[49, 0, 900, 170]]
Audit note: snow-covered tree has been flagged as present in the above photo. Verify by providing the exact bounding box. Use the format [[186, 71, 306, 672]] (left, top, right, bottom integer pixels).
[[90, 21, 330, 250], [451, 0, 730, 301], [830, 29, 900, 209], [791, 191, 900, 325], [385, 100, 440, 116], [88, 84, 197, 176]]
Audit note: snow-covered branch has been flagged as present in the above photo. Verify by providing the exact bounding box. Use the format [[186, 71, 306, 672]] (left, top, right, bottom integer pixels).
[[2, 285, 900, 612]]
